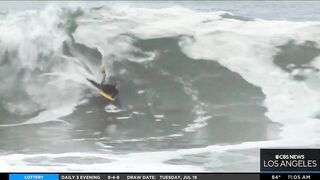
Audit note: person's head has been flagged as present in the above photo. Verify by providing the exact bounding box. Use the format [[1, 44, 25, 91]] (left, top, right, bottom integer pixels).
[[115, 80, 122, 90], [101, 69, 105, 73]]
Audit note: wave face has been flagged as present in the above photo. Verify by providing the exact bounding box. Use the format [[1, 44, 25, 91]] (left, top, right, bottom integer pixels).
[[1, 1, 320, 172]]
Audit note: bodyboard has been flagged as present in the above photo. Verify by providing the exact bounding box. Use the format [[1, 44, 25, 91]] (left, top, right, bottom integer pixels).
[[87, 79, 115, 101]]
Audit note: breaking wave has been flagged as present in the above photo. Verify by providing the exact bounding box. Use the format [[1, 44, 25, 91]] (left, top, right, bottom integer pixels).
[[1, 2, 320, 172]]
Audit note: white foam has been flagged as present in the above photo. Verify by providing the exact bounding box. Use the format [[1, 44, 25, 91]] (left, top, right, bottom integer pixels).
[[177, 78, 211, 132], [95, 142, 113, 151], [116, 116, 131, 120], [154, 114, 164, 119], [183, 116, 211, 132], [137, 90, 145, 94], [86, 110, 93, 114], [0, 105, 75, 127], [105, 104, 123, 113], [0, 137, 317, 172], [132, 111, 145, 115], [0, 152, 203, 172]]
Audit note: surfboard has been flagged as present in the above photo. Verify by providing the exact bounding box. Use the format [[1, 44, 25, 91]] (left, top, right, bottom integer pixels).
[[87, 79, 115, 101]]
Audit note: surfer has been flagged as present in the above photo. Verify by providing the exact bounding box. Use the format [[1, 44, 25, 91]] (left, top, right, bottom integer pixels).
[[100, 69, 122, 98]]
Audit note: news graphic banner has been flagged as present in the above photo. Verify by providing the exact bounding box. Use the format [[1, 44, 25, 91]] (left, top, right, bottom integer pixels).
[[260, 149, 320, 180], [3, 173, 258, 180]]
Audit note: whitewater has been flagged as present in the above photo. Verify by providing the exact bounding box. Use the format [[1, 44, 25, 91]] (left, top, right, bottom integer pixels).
[[0, 1, 320, 172]]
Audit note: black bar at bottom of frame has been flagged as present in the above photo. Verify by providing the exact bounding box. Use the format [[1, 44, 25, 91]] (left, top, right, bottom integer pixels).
[[2, 173, 259, 180], [0, 173, 9, 180], [2, 172, 319, 180]]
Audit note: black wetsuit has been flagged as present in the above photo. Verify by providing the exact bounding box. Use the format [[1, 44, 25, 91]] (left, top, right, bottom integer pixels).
[[101, 84, 118, 98], [101, 75, 119, 98]]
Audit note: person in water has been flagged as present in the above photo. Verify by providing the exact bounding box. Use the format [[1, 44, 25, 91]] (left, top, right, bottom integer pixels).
[[100, 69, 122, 98]]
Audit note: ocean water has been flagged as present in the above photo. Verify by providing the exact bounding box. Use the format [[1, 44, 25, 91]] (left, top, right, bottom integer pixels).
[[0, 1, 320, 172]]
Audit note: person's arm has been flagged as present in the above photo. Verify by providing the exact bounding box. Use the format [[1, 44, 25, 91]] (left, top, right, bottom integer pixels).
[[100, 73, 106, 87], [100, 67, 107, 88]]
